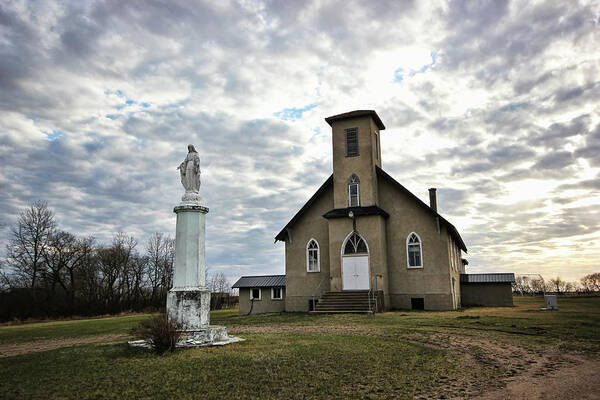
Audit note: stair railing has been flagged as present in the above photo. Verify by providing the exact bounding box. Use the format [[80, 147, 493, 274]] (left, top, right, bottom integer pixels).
[[311, 277, 327, 311]]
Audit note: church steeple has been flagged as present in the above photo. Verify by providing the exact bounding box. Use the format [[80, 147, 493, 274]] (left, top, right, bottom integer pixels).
[[325, 110, 385, 209]]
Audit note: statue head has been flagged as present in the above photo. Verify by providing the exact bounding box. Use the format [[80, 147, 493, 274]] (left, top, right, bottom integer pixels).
[[188, 144, 196, 153]]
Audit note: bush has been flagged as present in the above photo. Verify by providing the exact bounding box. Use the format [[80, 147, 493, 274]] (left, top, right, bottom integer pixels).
[[130, 314, 182, 354]]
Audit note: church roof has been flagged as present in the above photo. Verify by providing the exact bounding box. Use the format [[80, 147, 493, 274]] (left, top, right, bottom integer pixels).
[[325, 110, 386, 130], [274, 167, 467, 253], [460, 273, 514, 283], [376, 166, 467, 252], [274, 175, 333, 242], [232, 275, 286, 288]]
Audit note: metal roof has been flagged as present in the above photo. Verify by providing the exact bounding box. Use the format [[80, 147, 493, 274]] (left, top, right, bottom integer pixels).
[[232, 275, 286, 288], [460, 273, 515, 283]]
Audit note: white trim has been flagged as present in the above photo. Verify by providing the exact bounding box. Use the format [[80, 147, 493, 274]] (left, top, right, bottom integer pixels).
[[406, 232, 424, 269], [306, 238, 320, 272], [341, 231, 370, 255], [250, 288, 261, 300], [271, 287, 283, 300]]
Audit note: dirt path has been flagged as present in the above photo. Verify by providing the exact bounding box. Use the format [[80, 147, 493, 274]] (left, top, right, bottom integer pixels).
[[0, 334, 128, 358], [476, 356, 600, 399], [406, 331, 600, 399]]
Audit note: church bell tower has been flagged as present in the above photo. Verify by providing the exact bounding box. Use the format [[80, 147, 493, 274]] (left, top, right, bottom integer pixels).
[[325, 110, 385, 209]]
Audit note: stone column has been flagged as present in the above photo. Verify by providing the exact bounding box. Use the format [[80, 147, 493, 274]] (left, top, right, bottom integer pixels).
[[166, 202, 211, 330]]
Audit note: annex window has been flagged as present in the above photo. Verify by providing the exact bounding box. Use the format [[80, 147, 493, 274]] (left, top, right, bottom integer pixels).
[[271, 287, 283, 300], [406, 233, 423, 268], [250, 288, 261, 300], [343, 232, 368, 255], [307, 239, 320, 272], [347, 174, 360, 207], [345, 127, 359, 157]]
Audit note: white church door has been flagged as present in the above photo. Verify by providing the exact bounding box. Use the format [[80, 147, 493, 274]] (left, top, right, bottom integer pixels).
[[342, 232, 370, 290], [342, 256, 370, 290]]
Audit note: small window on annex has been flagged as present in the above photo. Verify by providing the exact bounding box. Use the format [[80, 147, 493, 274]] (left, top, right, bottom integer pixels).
[[271, 287, 283, 300], [250, 288, 261, 300], [407, 233, 423, 268], [347, 174, 360, 207], [307, 239, 320, 272]]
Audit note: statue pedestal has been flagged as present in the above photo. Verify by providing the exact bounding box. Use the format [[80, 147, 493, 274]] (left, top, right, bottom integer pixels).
[[163, 201, 241, 347]]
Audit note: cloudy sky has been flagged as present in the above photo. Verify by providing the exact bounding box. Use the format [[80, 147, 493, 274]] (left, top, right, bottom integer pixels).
[[1, 0, 598, 284]]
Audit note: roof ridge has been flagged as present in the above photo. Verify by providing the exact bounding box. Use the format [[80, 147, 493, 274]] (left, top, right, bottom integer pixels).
[[376, 166, 467, 252], [275, 174, 334, 242]]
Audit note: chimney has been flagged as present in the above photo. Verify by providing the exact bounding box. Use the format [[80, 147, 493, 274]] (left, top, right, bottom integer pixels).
[[428, 188, 437, 212]]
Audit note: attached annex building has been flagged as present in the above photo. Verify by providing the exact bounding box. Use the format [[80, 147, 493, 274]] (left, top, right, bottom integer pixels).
[[233, 110, 513, 313]]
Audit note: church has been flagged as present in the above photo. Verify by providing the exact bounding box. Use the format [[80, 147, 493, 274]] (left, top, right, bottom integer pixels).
[[233, 110, 513, 313]]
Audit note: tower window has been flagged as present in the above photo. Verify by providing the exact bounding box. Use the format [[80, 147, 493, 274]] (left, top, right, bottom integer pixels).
[[345, 127, 359, 157], [347, 174, 360, 207], [375, 131, 379, 160]]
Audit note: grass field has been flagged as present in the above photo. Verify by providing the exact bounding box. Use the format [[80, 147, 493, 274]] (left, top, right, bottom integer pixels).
[[1, 296, 599, 399]]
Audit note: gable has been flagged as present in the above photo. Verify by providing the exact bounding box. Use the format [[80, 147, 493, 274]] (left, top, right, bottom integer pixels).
[[274, 175, 333, 242], [376, 166, 467, 252]]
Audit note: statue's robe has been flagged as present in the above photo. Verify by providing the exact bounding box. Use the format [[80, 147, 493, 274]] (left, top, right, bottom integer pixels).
[[180, 152, 201, 192]]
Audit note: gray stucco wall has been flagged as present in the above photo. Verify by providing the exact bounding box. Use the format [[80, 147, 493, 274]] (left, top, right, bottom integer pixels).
[[238, 287, 286, 314], [378, 177, 457, 310], [460, 283, 514, 307], [284, 184, 333, 312]]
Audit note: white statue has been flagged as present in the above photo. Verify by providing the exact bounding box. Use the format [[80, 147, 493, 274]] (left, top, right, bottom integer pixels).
[[177, 144, 201, 201]]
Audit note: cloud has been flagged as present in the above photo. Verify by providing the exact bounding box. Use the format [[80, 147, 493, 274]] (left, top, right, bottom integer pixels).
[[0, 0, 598, 283]]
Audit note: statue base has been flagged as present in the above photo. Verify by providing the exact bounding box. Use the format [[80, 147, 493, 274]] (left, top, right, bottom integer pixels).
[[167, 288, 211, 330]]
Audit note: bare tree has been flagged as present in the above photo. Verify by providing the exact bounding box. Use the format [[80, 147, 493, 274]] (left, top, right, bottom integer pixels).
[[146, 233, 175, 306], [5, 201, 56, 297], [129, 254, 149, 308], [530, 278, 545, 294], [550, 276, 567, 294], [97, 232, 137, 311], [581, 273, 600, 293]]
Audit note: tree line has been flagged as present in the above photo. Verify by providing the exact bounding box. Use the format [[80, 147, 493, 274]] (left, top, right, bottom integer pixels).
[[512, 273, 600, 295], [0, 201, 235, 321]]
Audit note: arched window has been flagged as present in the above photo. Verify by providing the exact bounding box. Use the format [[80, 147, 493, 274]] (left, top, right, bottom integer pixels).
[[406, 233, 423, 268], [343, 232, 368, 255], [306, 239, 320, 272], [347, 174, 360, 207]]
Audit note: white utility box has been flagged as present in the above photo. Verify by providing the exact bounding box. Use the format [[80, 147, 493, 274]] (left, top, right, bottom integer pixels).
[[544, 295, 558, 310]]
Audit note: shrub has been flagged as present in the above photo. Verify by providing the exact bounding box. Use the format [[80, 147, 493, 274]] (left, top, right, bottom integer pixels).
[[130, 314, 182, 354]]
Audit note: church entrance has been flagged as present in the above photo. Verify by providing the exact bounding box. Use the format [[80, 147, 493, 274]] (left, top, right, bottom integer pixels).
[[341, 232, 370, 290]]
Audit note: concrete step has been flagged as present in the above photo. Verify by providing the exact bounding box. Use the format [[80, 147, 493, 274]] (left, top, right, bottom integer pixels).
[[312, 290, 379, 314], [309, 310, 373, 314]]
